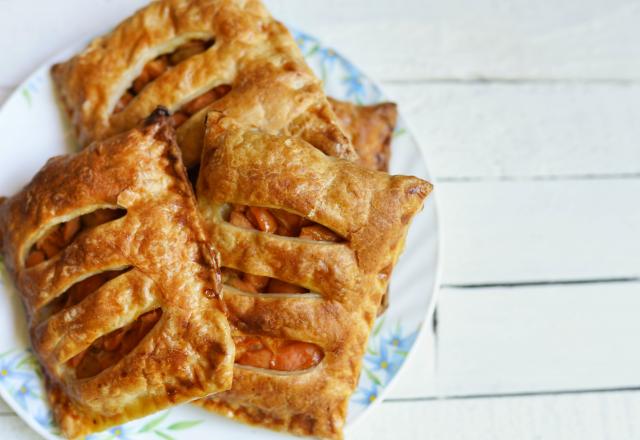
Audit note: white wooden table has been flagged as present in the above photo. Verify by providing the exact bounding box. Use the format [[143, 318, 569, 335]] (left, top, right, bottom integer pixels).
[[2, 1, 640, 438]]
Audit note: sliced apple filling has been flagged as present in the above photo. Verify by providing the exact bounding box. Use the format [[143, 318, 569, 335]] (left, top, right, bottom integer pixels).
[[26, 208, 126, 268], [222, 267, 309, 294], [69, 309, 162, 379], [234, 335, 323, 372], [112, 38, 231, 126], [227, 204, 343, 242]]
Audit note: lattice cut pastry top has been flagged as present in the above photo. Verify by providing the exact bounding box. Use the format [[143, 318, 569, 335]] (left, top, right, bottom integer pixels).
[[0, 110, 234, 439], [195, 112, 432, 439], [51, 0, 355, 167]]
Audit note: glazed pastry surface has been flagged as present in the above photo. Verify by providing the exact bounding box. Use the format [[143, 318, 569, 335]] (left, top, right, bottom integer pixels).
[[195, 112, 431, 439], [0, 111, 234, 439], [52, 0, 355, 167]]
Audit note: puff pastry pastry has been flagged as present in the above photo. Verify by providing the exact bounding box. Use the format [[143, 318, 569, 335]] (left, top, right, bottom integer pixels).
[[0, 109, 234, 439], [329, 98, 398, 172], [195, 112, 432, 439], [51, 0, 355, 167]]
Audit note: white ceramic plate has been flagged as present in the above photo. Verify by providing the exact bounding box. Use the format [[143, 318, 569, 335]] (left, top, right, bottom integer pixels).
[[0, 29, 440, 439]]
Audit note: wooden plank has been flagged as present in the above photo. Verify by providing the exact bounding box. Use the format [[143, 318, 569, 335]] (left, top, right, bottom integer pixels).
[[269, 0, 640, 82], [352, 390, 640, 439], [0, 415, 39, 440], [385, 82, 640, 180], [438, 179, 640, 285], [2, 0, 640, 86], [437, 282, 640, 397]]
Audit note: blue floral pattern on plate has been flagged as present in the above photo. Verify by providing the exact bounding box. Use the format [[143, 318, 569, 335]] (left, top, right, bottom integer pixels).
[[292, 30, 383, 105]]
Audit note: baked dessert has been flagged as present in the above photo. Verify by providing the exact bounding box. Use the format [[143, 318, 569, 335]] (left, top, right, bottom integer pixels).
[[195, 112, 432, 439], [329, 98, 398, 172], [0, 109, 234, 439], [51, 0, 355, 168]]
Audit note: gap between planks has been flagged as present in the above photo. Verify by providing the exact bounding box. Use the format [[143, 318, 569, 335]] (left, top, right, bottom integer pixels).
[[436, 282, 640, 397], [443, 277, 640, 289], [389, 281, 640, 401], [438, 172, 640, 183], [387, 385, 640, 403], [382, 78, 640, 86]]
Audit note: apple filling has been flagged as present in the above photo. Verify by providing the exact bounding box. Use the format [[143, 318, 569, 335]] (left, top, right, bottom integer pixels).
[[227, 204, 343, 242], [38, 269, 130, 323], [169, 84, 231, 128], [26, 208, 126, 268], [70, 309, 162, 379], [112, 38, 231, 126], [234, 335, 323, 372], [222, 267, 309, 294], [222, 205, 337, 370]]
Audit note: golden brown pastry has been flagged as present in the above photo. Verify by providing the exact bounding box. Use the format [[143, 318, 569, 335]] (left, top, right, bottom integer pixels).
[[329, 98, 398, 172], [51, 0, 355, 167], [195, 112, 432, 439], [0, 109, 234, 439]]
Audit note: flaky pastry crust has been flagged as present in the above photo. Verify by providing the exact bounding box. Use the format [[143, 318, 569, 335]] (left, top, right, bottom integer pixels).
[[329, 98, 398, 172], [51, 0, 354, 167], [195, 112, 431, 439], [0, 111, 234, 439]]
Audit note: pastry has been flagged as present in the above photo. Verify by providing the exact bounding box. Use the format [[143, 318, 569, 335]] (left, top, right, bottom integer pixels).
[[51, 0, 355, 168], [329, 98, 398, 172], [195, 112, 432, 439], [0, 109, 234, 439]]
